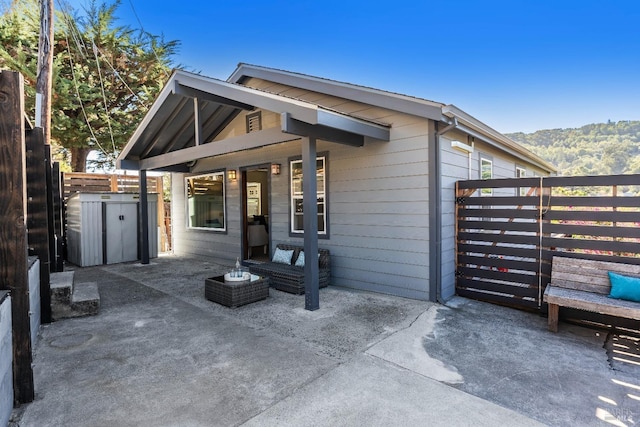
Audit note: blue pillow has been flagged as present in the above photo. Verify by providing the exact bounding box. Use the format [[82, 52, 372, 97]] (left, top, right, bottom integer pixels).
[[294, 251, 320, 268], [272, 248, 294, 265], [294, 251, 305, 267], [608, 271, 640, 303]]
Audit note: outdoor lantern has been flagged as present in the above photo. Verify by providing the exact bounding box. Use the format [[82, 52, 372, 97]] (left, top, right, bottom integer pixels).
[[271, 163, 281, 175], [227, 169, 237, 180]]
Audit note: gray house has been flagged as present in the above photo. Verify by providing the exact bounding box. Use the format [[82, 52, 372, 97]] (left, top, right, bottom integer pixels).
[[117, 64, 555, 307]]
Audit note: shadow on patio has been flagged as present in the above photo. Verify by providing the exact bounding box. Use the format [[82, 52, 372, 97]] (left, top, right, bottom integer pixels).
[[12, 254, 638, 426]]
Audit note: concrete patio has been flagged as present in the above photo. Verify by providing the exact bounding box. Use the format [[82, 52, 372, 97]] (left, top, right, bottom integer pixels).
[[11, 254, 639, 426]]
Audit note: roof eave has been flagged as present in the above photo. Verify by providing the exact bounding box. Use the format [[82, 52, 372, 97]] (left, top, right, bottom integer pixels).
[[442, 105, 557, 174], [229, 63, 446, 121]]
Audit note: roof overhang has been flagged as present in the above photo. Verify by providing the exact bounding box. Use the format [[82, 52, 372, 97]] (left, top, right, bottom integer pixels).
[[441, 105, 557, 174], [229, 63, 447, 122], [229, 64, 557, 174], [117, 69, 391, 171]]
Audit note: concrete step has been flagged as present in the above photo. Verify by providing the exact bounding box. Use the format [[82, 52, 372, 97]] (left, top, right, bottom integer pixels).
[[50, 272, 100, 320], [50, 271, 75, 304], [70, 282, 100, 317]]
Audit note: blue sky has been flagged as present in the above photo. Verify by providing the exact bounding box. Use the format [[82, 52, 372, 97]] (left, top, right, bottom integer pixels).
[[62, 0, 639, 133]]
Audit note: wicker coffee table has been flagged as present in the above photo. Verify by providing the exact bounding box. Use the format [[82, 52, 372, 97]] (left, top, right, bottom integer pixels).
[[205, 274, 269, 308]]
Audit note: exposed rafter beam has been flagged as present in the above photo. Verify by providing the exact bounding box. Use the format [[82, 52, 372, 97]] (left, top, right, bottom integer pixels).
[[173, 80, 255, 111], [139, 128, 298, 170], [194, 98, 202, 146], [317, 109, 390, 141], [140, 97, 190, 158], [281, 113, 364, 147]]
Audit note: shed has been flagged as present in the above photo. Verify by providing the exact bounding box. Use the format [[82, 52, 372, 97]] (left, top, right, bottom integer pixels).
[[66, 193, 158, 267]]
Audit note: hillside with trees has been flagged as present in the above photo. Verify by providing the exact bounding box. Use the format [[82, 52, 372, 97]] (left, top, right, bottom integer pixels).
[[506, 120, 640, 176]]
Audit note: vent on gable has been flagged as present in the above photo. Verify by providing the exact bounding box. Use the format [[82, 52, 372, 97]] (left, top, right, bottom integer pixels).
[[246, 112, 262, 133]]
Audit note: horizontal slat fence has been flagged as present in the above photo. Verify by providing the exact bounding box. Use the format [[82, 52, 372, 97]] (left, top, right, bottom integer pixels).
[[63, 172, 163, 199], [456, 174, 640, 313]]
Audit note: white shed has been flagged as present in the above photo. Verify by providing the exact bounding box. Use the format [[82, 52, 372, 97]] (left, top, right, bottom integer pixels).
[[66, 193, 158, 267]]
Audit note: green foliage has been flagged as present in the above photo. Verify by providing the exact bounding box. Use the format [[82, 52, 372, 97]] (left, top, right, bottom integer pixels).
[[507, 120, 640, 177], [0, 0, 179, 171]]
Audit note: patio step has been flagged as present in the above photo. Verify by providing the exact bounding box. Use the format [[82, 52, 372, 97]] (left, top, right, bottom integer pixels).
[[50, 272, 100, 320]]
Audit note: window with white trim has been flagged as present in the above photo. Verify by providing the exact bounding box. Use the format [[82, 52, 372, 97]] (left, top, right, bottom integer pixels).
[[480, 157, 493, 196], [290, 155, 327, 235], [516, 166, 527, 196], [186, 172, 226, 230]]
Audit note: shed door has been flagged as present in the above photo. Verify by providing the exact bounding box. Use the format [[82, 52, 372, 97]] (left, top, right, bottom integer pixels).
[[105, 203, 138, 264]]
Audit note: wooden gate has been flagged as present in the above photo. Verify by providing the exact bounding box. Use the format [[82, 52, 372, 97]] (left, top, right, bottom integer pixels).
[[456, 175, 640, 311]]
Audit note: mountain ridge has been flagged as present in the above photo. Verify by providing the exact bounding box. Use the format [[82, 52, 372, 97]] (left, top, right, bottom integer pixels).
[[506, 120, 640, 176]]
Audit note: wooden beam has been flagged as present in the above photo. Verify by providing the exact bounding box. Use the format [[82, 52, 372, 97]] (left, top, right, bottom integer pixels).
[[282, 112, 364, 147], [173, 81, 255, 111], [25, 128, 52, 323], [139, 128, 298, 170], [0, 70, 34, 403]]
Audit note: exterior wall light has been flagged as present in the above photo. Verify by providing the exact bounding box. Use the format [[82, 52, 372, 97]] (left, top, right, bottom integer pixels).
[[271, 163, 281, 175], [227, 169, 237, 180]]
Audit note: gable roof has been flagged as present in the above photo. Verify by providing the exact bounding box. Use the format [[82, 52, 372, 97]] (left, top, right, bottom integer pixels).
[[117, 69, 391, 171], [117, 64, 556, 174], [229, 63, 556, 173]]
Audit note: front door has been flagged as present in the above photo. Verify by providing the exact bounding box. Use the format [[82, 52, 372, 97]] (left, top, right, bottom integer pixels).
[[242, 166, 270, 261]]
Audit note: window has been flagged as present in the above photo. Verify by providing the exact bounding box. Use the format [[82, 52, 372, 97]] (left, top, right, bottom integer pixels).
[[290, 155, 327, 235], [516, 166, 527, 196], [186, 172, 225, 230], [480, 157, 493, 196]]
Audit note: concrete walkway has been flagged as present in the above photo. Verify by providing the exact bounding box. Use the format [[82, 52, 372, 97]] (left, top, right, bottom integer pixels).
[[12, 255, 638, 426]]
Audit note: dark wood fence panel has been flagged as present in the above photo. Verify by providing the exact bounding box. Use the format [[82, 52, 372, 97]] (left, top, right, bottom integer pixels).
[[26, 129, 52, 323], [456, 174, 640, 313], [0, 70, 34, 403]]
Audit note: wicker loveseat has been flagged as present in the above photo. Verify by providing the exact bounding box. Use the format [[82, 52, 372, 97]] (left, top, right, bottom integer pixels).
[[248, 244, 330, 294]]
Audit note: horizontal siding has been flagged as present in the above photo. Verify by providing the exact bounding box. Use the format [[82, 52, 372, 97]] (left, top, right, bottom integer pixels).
[[440, 136, 472, 301], [171, 88, 432, 299]]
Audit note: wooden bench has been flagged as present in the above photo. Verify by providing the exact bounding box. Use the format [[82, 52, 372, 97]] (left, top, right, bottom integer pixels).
[[543, 256, 640, 332], [248, 244, 330, 295]]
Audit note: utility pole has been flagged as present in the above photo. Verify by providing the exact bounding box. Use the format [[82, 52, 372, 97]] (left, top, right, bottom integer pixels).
[[36, 0, 54, 144]]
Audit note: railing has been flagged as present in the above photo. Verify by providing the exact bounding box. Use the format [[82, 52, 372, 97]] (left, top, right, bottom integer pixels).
[[456, 174, 640, 311]]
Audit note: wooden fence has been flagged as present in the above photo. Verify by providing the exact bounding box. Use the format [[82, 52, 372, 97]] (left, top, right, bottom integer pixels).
[[63, 172, 163, 198], [63, 172, 170, 251], [456, 174, 640, 322]]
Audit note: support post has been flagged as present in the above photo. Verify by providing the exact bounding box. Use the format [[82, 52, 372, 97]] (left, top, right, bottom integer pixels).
[[139, 170, 150, 264], [26, 128, 52, 323], [51, 161, 64, 272], [428, 121, 441, 303], [302, 137, 319, 310], [44, 145, 56, 276], [0, 71, 35, 403]]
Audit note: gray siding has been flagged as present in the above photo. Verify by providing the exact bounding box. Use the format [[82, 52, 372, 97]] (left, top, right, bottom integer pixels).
[[439, 133, 473, 301], [172, 103, 433, 299], [170, 76, 551, 302]]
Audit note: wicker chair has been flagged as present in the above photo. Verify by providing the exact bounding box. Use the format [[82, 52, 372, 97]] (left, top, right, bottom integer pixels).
[[248, 244, 330, 294]]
